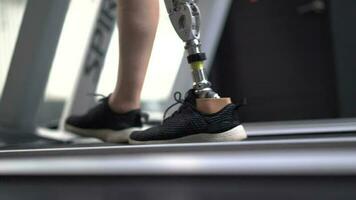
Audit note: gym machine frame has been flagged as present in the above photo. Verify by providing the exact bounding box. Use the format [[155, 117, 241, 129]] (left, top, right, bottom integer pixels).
[[0, 0, 356, 145]]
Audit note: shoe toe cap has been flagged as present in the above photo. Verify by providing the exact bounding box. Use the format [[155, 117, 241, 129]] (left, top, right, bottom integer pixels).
[[130, 127, 161, 141], [65, 115, 82, 127]]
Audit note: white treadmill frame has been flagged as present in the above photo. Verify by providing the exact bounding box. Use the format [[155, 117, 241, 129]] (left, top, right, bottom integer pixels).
[[0, 0, 355, 143]]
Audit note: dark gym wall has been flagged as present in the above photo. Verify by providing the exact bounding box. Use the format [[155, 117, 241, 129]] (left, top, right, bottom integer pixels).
[[210, 0, 337, 122], [329, 0, 356, 117]]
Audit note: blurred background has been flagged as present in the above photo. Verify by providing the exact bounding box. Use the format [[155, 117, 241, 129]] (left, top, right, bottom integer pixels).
[[0, 0, 355, 129], [1, 1, 356, 199], [210, 0, 356, 122], [0, 0, 184, 127]]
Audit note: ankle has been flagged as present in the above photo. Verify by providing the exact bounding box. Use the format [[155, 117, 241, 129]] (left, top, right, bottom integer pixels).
[[196, 98, 231, 114], [108, 96, 140, 114]]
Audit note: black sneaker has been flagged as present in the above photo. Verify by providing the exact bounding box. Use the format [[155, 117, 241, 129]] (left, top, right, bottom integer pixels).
[[129, 90, 247, 145], [65, 96, 144, 143]]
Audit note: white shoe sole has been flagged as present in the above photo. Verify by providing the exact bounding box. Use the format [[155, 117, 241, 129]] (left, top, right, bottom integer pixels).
[[64, 124, 142, 143], [128, 124, 247, 145]]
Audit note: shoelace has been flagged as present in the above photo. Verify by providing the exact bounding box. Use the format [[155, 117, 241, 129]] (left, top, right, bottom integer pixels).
[[87, 93, 108, 102], [162, 91, 193, 123], [163, 92, 248, 123]]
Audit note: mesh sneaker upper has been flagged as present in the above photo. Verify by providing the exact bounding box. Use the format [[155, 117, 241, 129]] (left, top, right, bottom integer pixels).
[[130, 90, 242, 141], [65, 97, 143, 130]]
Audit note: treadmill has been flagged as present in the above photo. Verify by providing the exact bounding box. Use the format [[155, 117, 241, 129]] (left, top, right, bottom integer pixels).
[[1, 0, 356, 199]]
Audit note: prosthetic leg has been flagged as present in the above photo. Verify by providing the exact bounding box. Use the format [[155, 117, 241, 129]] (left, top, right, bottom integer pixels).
[[165, 0, 231, 113]]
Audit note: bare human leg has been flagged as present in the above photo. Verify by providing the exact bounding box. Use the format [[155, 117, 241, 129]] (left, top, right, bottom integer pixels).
[[109, 0, 159, 113]]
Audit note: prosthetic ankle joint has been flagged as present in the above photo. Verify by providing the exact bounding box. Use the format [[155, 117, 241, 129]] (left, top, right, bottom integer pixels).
[[165, 0, 219, 98]]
